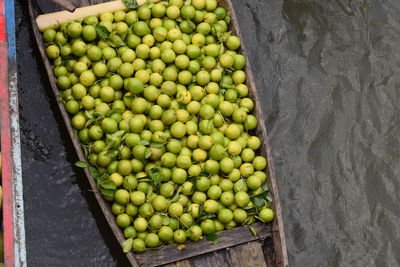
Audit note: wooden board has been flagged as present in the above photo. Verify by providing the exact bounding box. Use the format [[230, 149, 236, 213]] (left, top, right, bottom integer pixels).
[[228, 242, 268, 267], [27, 0, 289, 266], [135, 223, 271, 267]]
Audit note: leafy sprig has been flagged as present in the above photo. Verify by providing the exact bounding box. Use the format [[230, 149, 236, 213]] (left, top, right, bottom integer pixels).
[[123, 0, 139, 9]]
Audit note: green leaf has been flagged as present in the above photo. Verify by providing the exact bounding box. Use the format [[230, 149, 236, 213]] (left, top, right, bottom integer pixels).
[[97, 172, 110, 183], [225, 14, 231, 24], [262, 183, 269, 192], [171, 185, 183, 203], [100, 188, 115, 198], [109, 33, 126, 47], [124, 94, 136, 100], [253, 197, 266, 208], [122, 238, 133, 253], [242, 206, 255, 210], [100, 180, 117, 190], [248, 225, 257, 236], [93, 112, 105, 118], [95, 26, 110, 39], [145, 149, 152, 159], [75, 161, 87, 168], [150, 142, 165, 148], [82, 145, 90, 158], [124, 0, 139, 9], [120, 32, 128, 42], [113, 130, 126, 138], [84, 110, 94, 119], [137, 178, 151, 183], [206, 233, 219, 244], [85, 118, 96, 128], [148, 166, 164, 186], [265, 193, 273, 204], [107, 108, 123, 117], [89, 167, 99, 178], [199, 214, 216, 221], [217, 31, 231, 43], [138, 140, 150, 146], [105, 150, 119, 158], [186, 19, 196, 30], [198, 203, 205, 217], [144, 2, 154, 8], [105, 133, 122, 150]]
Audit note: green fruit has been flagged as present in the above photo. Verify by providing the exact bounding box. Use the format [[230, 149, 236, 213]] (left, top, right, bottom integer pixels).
[[235, 191, 250, 207], [133, 21, 151, 36], [253, 156, 267, 170], [210, 144, 225, 161], [158, 226, 174, 241], [207, 185, 222, 200], [160, 183, 175, 198], [200, 219, 215, 235], [259, 208, 274, 223], [132, 238, 146, 252], [130, 191, 146, 206], [220, 158, 234, 173], [152, 195, 168, 211], [43, 29, 57, 42], [173, 229, 187, 243], [67, 22, 83, 38], [203, 199, 218, 213], [169, 202, 184, 217], [180, 213, 193, 228], [115, 189, 130, 205], [170, 121, 186, 138], [139, 202, 154, 218], [134, 217, 148, 232], [116, 213, 131, 228], [149, 214, 163, 230], [188, 225, 203, 241]]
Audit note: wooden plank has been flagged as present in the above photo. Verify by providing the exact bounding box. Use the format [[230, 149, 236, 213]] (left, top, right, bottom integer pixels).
[[190, 250, 230, 267], [228, 241, 267, 267], [175, 260, 192, 267], [135, 223, 271, 267], [262, 236, 276, 267], [163, 259, 192, 267]]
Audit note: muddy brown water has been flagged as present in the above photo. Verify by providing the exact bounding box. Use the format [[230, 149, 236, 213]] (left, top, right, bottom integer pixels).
[[16, 0, 400, 266]]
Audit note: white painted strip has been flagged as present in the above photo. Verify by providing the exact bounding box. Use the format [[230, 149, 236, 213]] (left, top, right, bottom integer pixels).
[[9, 71, 27, 267]]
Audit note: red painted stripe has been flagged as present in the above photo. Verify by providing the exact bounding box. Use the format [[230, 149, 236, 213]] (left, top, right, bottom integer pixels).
[[0, 0, 15, 265], [0, 2, 5, 44]]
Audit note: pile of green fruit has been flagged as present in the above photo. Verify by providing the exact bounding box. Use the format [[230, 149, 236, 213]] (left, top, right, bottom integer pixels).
[[42, 0, 274, 252]]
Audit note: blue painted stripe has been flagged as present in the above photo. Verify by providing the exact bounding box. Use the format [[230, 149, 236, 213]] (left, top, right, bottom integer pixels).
[[5, 0, 16, 59]]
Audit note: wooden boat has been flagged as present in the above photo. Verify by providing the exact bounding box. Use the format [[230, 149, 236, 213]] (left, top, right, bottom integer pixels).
[[28, 1, 288, 266]]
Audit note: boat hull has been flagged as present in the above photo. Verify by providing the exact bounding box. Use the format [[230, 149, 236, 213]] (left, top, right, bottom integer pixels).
[[28, 0, 288, 266]]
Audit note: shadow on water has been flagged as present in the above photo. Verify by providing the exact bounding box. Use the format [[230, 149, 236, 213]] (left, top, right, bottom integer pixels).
[[16, 0, 400, 266], [16, 0, 129, 266]]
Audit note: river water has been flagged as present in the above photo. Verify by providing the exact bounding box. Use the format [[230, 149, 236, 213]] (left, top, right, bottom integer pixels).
[[16, 0, 400, 266]]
